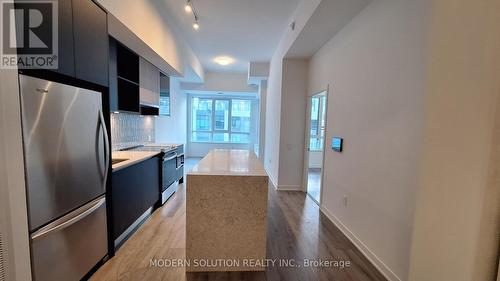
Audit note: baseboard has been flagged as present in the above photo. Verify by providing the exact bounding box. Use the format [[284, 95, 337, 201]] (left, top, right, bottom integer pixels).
[[319, 206, 402, 281], [265, 168, 278, 190], [263, 167, 303, 192], [114, 207, 153, 249]]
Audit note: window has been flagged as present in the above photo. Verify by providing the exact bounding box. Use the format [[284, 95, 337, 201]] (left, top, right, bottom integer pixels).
[[159, 92, 170, 116], [159, 73, 170, 116], [309, 95, 326, 151], [191, 97, 253, 143]]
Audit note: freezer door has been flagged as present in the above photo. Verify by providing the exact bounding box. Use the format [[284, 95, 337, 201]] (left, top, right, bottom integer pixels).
[[31, 196, 107, 281], [19, 75, 109, 231]]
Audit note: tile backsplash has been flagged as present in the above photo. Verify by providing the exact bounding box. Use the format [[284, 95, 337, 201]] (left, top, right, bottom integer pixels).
[[110, 113, 155, 151]]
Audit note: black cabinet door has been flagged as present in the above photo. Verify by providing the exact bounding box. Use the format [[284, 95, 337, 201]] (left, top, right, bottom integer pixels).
[[111, 157, 160, 241], [54, 0, 75, 77], [72, 0, 108, 86]]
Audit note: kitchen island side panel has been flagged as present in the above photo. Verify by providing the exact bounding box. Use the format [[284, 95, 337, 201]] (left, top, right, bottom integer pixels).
[[186, 174, 268, 272]]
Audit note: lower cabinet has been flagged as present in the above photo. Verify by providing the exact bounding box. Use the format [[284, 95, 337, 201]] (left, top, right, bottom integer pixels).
[[111, 156, 160, 242]]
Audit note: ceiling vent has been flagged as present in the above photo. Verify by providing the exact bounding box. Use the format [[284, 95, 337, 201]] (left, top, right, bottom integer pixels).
[[0, 233, 5, 281]]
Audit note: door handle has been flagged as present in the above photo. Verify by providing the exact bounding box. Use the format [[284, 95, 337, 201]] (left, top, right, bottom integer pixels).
[[31, 197, 106, 240], [98, 110, 110, 191]]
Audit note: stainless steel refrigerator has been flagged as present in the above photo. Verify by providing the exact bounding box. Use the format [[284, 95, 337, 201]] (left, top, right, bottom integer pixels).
[[19, 74, 109, 281]]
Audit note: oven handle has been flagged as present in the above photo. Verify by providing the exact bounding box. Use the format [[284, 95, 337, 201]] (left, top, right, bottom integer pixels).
[[164, 152, 177, 162]]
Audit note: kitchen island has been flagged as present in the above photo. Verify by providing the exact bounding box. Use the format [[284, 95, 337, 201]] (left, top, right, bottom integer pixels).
[[186, 149, 269, 272]]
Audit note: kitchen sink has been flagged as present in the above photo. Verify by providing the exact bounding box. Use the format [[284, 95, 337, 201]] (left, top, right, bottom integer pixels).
[[112, 158, 128, 165]]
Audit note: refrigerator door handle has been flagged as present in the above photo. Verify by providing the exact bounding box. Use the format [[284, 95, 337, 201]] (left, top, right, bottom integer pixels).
[[98, 110, 110, 192], [31, 197, 106, 241]]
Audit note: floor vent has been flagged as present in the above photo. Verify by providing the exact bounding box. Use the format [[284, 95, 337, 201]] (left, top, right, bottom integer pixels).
[[0, 233, 5, 281]]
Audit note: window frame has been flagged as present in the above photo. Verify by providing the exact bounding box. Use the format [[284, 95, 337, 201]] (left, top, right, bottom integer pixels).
[[190, 96, 253, 144]]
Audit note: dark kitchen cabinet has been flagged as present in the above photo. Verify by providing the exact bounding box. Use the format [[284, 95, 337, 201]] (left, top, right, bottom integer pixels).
[[15, 0, 108, 87], [54, 0, 75, 78], [111, 156, 160, 242], [73, 0, 109, 87], [109, 37, 140, 113]]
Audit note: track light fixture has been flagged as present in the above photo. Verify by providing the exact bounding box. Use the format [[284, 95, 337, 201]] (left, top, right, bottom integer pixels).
[[185, 0, 200, 30]]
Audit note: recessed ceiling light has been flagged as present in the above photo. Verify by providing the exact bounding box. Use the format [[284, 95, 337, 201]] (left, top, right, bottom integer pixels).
[[184, 4, 192, 12], [193, 22, 200, 30], [214, 56, 234, 66]]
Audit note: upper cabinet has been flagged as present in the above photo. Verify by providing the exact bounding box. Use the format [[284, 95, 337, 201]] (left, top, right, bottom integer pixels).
[[55, 0, 75, 77], [159, 73, 171, 116], [109, 37, 140, 113], [139, 58, 160, 109], [20, 0, 108, 87], [72, 0, 109, 87]]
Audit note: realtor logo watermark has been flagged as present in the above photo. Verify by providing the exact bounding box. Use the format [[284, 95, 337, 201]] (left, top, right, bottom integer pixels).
[[1, 0, 58, 69]]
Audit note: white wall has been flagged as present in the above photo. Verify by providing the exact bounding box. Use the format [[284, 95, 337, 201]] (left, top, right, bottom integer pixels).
[[408, 0, 500, 280], [181, 72, 258, 94], [0, 69, 32, 281], [264, 55, 283, 186], [307, 0, 430, 279], [264, 0, 322, 187], [155, 77, 187, 145], [308, 151, 322, 168], [277, 59, 308, 189]]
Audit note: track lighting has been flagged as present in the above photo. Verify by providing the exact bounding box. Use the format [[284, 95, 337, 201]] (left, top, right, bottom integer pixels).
[[185, 0, 200, 31]]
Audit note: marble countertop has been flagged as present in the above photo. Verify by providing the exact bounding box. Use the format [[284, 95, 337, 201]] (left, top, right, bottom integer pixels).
[[143, 143, 183, 148], [188, 149, 267, 176], [112, 150, 161, 172]]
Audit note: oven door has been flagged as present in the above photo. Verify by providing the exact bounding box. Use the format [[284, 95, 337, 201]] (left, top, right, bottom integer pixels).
[[162, 152, 177, 191]]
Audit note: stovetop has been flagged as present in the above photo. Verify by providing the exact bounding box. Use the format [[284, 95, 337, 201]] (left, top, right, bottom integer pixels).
[[127, 145, 175, 153]]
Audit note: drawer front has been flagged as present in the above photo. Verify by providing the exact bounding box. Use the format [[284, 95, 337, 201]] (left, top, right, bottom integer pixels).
[[31, 197, 107, 281]]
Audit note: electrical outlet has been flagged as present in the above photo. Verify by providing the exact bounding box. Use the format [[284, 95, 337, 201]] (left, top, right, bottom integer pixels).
[[343, 196, 348, 207]]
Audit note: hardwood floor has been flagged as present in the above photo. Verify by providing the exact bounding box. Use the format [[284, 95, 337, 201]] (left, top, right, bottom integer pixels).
[[91, 159, 386, 281]]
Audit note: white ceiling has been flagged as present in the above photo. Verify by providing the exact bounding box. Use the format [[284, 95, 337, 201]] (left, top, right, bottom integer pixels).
[[156, 0, 301, 72]]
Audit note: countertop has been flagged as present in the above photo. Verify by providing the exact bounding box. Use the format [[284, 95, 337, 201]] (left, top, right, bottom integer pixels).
[[112, 150, 161, 172], [143, 143, 182, 149], [188, 149, 267, 176]]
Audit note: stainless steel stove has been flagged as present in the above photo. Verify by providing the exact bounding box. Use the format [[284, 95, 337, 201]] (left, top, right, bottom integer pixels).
[[126, 144, 184, 205]]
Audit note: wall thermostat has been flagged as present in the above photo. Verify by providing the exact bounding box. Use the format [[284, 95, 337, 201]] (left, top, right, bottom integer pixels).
[[332, 137, 343, 152]]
